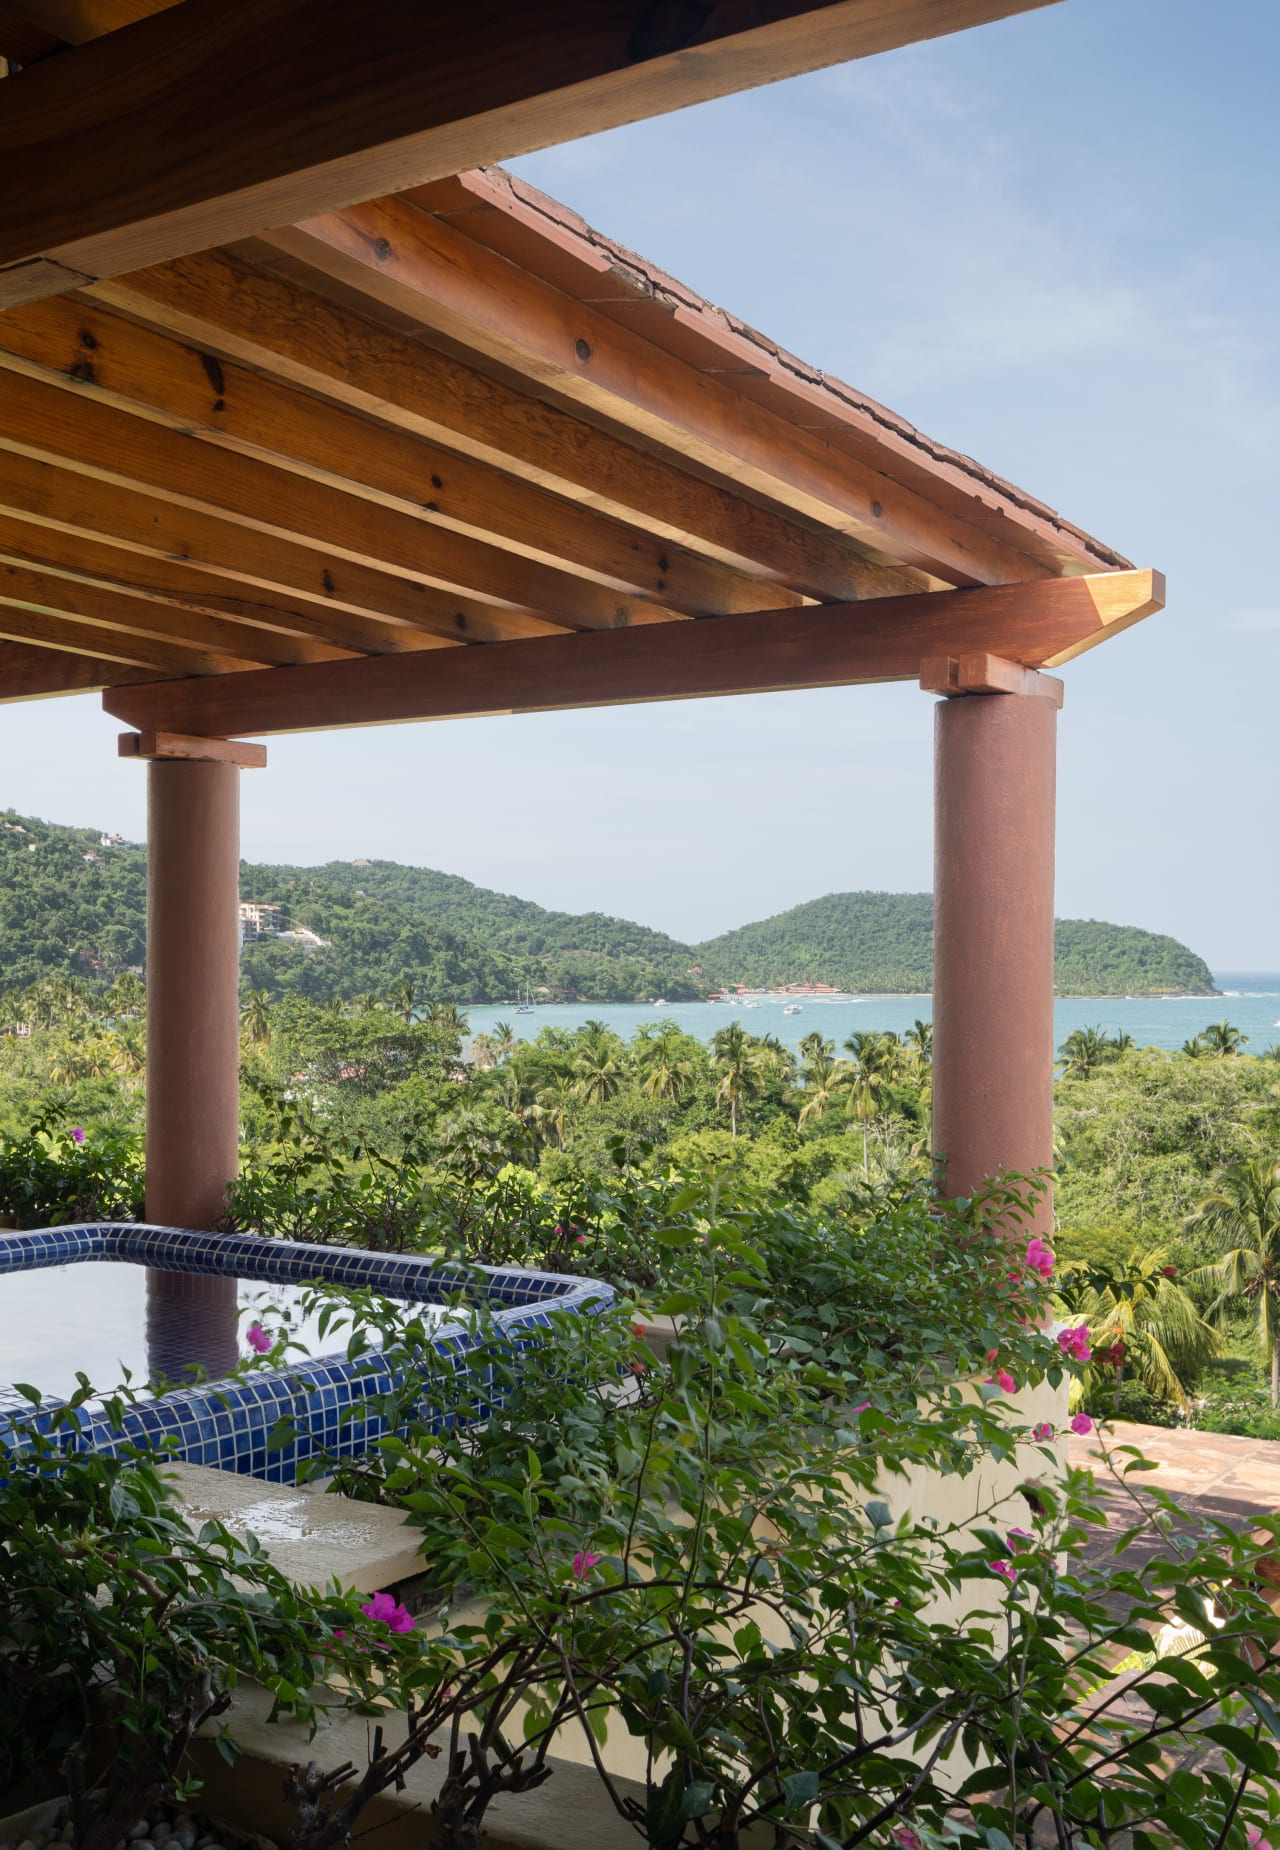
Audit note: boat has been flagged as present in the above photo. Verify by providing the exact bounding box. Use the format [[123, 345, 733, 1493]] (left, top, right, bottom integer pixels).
[[514, 983, 535, 1015], [653, 998, 666, 1007], [783, 1004, 802, 1015]]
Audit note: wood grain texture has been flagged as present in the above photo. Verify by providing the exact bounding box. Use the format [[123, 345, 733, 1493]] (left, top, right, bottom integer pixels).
[[273, 199, 1047, 590], [0, 292, 793, 618], [119, 728, 266, 767], [101, 571, 1164, 738], [0, 367, 681, 632], [0, 496, 454, 657], [98, 251, 928, 605], [0, 0, 1061, 291], [0, 637, 163, 699], [0, 556, 338, 665], [0, 597, 246, 673]]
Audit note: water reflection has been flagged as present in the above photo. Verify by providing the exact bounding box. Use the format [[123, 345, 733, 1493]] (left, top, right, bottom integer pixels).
[[146, 1269, 240, 1382]]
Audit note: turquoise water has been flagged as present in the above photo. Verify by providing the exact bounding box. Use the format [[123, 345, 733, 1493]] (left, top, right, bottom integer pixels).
[[462, 974, 1280, 1058]]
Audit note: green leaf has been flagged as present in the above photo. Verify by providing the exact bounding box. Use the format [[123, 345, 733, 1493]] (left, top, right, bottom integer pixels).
[[781, 1770, 820, 1809], [681, 1780, 716, 1820]]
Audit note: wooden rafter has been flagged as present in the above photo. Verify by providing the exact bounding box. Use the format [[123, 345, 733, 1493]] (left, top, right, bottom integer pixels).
[[101, 571, 1165, 738], [0, 0, 1062, 305], [0, 293, 807, 618], [93, 252, 924, 605], [269, 198, 1051, 591]]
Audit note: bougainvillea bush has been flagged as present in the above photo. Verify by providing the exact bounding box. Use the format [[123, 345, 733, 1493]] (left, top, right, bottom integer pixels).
[[205, 1176, 1280, 1850]]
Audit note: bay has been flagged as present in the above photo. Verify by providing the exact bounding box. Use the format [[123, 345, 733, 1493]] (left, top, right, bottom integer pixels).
[[462, 973, 1280, 1058]]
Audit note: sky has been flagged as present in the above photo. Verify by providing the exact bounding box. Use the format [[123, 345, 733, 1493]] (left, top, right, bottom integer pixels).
[[3, 0, 1277, 965]]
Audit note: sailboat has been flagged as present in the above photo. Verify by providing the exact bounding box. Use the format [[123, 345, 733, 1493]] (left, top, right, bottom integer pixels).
[[515, 984, 535, 1015]]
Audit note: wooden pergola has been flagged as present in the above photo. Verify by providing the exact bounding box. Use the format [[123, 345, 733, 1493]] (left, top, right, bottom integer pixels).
[[0, 0, 1162, 1372]]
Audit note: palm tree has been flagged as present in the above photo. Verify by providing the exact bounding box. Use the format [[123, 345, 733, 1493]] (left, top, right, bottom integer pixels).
[[798, 1053, 845, 1127], [240, 989, 272, 1050], [905, 1019, 933, 1064], [840, 1030, 899, 1176], [711, 1022, 771, 1138], [1200, 1020, 1248, 1058], [427, 1001, 470, 1037], [1058, 1247, 1219, 1406], [1110, 1030, 1135, 1058], [1187, 1160, 1280, 1406], [574, 1040, 622, 1106], [1181, 1036, 1205, 1059], [1057, 1025, 1114, 1080], [636, 1037, 694, 1104], [386, 978, 419, 1025], [468, 1031, 498, 1072], [798, 1031, 834, 1066], [539, 1075, 578, 1151], [491, 1021, 517, 1062]]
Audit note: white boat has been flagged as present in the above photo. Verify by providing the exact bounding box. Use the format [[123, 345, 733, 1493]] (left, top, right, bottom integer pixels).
[[653, 998, 666, 1007], [514, 984, 535, 1015], [783, 1004, 802, 1015]]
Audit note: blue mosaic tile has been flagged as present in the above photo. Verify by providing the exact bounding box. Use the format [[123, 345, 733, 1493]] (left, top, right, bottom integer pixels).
[[0, 1222, 613, 1483]]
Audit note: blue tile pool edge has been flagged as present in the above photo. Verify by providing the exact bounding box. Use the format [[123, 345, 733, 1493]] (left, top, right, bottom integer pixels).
[[0, 1222, 614, 1484]]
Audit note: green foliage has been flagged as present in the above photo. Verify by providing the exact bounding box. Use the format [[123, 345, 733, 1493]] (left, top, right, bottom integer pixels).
[[0, 1104, 143, 1227], [0, 810, 1215, 1003]]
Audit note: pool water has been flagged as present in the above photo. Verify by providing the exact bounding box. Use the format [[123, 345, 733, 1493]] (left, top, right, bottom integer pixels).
[[2, 1261, 413, 1402]]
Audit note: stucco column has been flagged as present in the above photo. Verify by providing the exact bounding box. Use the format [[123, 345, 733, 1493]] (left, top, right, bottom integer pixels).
[[927, 658, 1062, 1240], [143, 751, 243, 1379]]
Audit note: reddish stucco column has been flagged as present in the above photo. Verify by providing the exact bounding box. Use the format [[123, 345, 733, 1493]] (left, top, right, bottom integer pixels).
[[145, 757, 242, 1379], [931, 672, 1060, 1240]]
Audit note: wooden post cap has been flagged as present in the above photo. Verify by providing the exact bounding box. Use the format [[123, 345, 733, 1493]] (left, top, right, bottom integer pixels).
[[920, 654, 1064, 707], [118, 730, 267, 768]]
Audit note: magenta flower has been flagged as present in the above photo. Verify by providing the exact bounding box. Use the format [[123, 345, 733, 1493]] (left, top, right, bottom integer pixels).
[[1070, 1412, 1094, 1436], [1032, 1420, 1054, 1442], [985, 1369, 1017, 1395], [1025, 1237, 1055, 1280], [1057, 1325, 1092, 1364], [575, 1233, 587, 1243], [245, 1321, 271, 1355], [891, 1829, 923, 1850], [70, 1126, 85, 1145], [360, 1589, 415, 1633], [1007, 1526, 1035, 1552], [989, 1558, 1017, 1582], [572, 1550, 602, 1581]]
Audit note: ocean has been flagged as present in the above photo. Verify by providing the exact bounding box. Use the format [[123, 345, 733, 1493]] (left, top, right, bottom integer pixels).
[[461, 974, 1280, 1058]]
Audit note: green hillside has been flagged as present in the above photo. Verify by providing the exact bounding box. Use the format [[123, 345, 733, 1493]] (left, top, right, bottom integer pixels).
[[696, 893, 1218, 998], [0, 812, 1218, 1001]]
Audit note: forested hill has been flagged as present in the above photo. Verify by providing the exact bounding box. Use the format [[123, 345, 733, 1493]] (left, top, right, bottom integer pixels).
[[0, 812, 1218, 1001], [696, 893, 1218, 998]]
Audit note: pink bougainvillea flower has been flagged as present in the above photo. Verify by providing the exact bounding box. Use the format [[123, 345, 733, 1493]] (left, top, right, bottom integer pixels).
[[891, 1828, 923, 1850], [553, 1223, 564, 1236], [985, 1348, 1000, 1363], [1025, 1237, 1055, 1280], [1007, 1526, 1035, 1552], [1032, 1421, 1054, 1442], [574, 1233, 587, 1243], [1246, 1828, 1273, 1850], [1070, 1412, 1093, 1436], [360, 1589, 416, 1633], [245, 1321, 271, 1355], [986, 1370, 1017, 1395], [1163, 1264, 1178, 1279], [989, 1558, 1017, 1582], [631, 1322, 647, 1337], [70, 1126, 85, 1145], [1057, 1325, 1092, 1364], [851, 1400, 871, 1415], [572, 1550, 602, 1581]]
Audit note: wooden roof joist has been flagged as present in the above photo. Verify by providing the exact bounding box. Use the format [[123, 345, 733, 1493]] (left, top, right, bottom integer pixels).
[[0, 0, 1063, 307], [0, 5, 1158, 729], [102, 572, 1166, 739]]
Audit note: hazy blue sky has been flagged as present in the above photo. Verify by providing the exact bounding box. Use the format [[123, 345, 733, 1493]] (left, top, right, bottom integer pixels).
[[3, 0, 1276, 964]]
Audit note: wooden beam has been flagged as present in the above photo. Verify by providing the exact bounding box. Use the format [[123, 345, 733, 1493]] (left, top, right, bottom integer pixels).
[[0, 367, 685, 631], [0, 599, 246, 673], [0, 292, 795, 618], [0, 0, 1062, 303], [101, 570, 1165, 738], [0, 450, 563, 649], [0, 510, 357, 658], [96, 251, 929, 606], [119, 728, 266, 767], [0, 636, 162, 698], [920, 652, 1063, 704], [0, 556, 341, 665], [13, 0, 176, 40], [270, 198, 1050, 590]]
